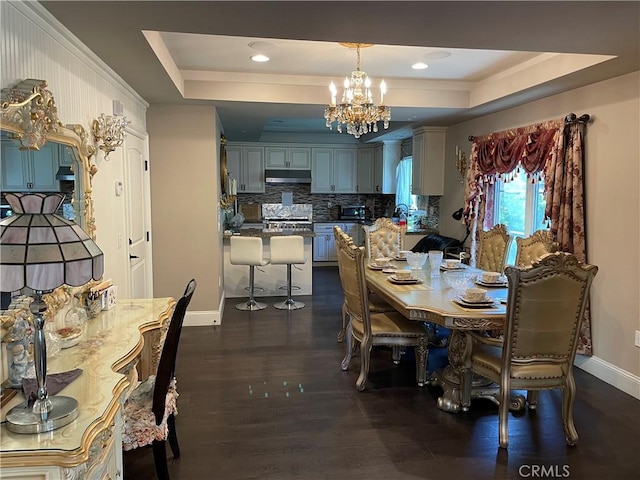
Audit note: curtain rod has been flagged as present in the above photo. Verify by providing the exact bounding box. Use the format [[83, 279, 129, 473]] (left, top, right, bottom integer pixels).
[[468, 112, 592, 142], [564, 113, 591, 125]]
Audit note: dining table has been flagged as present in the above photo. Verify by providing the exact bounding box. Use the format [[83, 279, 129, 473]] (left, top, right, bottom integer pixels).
[[364, 259, 513, 413]]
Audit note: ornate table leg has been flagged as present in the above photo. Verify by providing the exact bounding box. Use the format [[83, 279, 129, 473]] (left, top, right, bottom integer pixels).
[[428, 330, 526, 413], [429, 330, 492, 412]]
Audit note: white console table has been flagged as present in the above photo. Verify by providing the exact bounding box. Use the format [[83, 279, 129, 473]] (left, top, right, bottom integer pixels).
[[0, 297, 175, 479]]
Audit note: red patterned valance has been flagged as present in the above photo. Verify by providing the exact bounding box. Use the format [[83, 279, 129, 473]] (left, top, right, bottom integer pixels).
[[463, 119, 563, 222], [470, 120, 562, 178]]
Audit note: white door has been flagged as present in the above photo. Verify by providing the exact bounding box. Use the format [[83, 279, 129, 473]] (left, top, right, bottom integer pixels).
[[125, 129, 153, 299]]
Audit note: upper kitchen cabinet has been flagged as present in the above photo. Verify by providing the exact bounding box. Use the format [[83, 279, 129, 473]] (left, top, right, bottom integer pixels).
[[311, 147, 356, 193], [356, 142, 400, 194], [1, 136, 60, 192], [265, 146, 311, 170], [356, 147, 375, 193], [226, 144, 265, 193], [377, 141, 401, 194], [411, 127, 446, 196]]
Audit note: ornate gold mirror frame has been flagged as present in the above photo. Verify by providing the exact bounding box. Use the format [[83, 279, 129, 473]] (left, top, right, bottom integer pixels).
[[0, 79, 98, 238]]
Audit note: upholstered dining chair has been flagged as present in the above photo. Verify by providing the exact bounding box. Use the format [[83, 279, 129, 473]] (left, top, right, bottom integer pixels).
[[460, 253, 598, 448], [122, 279, 197, 480], [515, 229, 558, 268], [362, 217, 405, 259], [334, 226, 395, 344], [336, 230, 429, 391], [476, 223, 512, 272]]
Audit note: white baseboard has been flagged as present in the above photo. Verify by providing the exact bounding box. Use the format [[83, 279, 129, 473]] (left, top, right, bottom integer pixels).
[[575, 355, 640, 399], [184, 310, 221, 327], [184, 293, 225, 327]]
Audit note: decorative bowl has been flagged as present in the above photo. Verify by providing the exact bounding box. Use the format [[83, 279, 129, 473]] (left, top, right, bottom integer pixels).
[[404, 251, 428, 270], [442, 270, 476, 290]]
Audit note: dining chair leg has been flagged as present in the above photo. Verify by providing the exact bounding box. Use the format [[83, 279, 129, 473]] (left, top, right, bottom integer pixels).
[[167, 413, 180, 459], [498, 374, 510, 449], [152, 439, 170, 480], [336, 303, 348, 343], [392, 346, 402, 364], [563, 374, 579, 445], [340, 320, 353, 371], [460, 367, 473, 411], [356, 336, 372, 392], [526, 390, 539, 410], [414, 336, 429, 387]]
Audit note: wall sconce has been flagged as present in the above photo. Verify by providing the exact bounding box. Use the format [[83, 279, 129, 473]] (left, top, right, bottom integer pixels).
[[455, 146, 467, 183], [92, 113, 129, 160]]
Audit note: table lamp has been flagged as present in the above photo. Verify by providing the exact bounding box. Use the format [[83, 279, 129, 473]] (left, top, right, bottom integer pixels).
[[0, 192, 104, 433]]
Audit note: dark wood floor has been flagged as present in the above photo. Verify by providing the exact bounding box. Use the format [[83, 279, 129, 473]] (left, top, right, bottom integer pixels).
[[125, 266, 640, 480]]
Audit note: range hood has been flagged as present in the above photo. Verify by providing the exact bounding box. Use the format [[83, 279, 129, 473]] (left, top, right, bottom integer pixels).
[[264, 169, 311, 184], [55, 166, 74, 181]]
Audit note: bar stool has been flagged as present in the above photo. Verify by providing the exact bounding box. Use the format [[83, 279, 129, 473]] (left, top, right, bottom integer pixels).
[[270, 235, 306, 310], [230, 236, 270, 311]]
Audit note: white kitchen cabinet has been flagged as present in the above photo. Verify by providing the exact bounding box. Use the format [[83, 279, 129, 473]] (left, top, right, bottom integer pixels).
[[356, 147, 375, 193], [313, 223, 338, 261], [411, 127, 447, 196], [342, 222, 364, 247], [311, 147, 356, 193], [380, 141, 401, 194], [265, 146, 311, 169], [226, 144, 265, 193], [313, 222, 364, 261], [1, 138, 59, 192]]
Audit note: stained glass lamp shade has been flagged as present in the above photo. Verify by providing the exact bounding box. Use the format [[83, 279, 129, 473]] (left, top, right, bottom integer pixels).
[[0, 192, 104, 433]]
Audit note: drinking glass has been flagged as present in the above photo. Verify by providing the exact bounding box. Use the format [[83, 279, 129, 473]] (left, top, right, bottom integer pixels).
[[428, 250, 444, 277]]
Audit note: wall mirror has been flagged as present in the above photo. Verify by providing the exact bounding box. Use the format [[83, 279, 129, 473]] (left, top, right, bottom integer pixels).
[[0, 79, 97, 237]]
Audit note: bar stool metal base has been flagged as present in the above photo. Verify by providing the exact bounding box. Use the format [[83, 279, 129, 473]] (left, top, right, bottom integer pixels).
[[236, 299, 267, 311], [273, 299, 305, 310]]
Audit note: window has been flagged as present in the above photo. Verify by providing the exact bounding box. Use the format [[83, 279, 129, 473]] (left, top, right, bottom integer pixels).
[[493, 172, 548, 265]]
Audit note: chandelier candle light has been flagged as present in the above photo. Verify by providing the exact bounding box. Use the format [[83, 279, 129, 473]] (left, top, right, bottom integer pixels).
[[324, 43, 391, 138]]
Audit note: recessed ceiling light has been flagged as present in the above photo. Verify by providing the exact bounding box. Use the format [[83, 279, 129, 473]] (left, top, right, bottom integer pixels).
[[423, 51, 451, 60], [251, 54, 270, 62], [412, 62, 429, 70]]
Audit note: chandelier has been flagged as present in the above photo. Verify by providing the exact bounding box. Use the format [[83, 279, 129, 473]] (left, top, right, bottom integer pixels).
[[324, 43, 391, 139]]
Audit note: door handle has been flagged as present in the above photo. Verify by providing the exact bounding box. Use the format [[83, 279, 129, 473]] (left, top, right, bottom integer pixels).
[[129, 254, 139, 260]]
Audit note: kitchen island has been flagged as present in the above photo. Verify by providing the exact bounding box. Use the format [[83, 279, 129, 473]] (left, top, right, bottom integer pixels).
[[223, 228, 315, 298]]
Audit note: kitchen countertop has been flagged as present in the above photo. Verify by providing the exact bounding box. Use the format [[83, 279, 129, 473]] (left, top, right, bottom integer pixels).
[[224, 228, 316, 239]]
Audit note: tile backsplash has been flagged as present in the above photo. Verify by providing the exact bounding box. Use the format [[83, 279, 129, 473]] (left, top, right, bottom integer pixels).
[[235, 183, 440, 228]]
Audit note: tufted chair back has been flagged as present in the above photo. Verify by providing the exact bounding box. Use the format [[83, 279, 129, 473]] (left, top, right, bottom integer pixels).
[[515, 230, 558, 268], [363, 217, 405, 259], [476, 224, 512, 272]]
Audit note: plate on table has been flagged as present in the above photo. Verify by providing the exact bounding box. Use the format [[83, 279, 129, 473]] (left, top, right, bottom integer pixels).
[[382, 268, 398, 274], [440, 264, 466, 271], [388, 275, 421, 285], [475, 279, 508, 288], [453, 295, 496, 308], [367, 263, 384, 270], [393, 256, 407, 261]]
